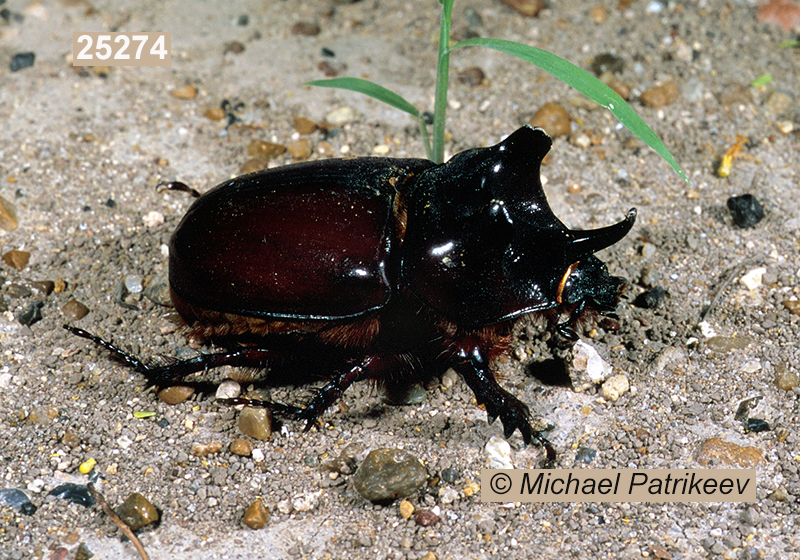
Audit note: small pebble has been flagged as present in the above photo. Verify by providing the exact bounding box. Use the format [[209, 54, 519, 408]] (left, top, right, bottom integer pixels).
[[414, 509, 440, 527], [79, 458, 96, 474], [727, 194, 764, 228], [602, 374, 630, 402], [247, 140, 287, 159], [143, 270, 172, 307], [191, 442, 223, 457], [28, 405, 59, 425], [10, 52, 35, 72], [740, 267, 766, 291], [767, 488, 787, 501], [438, 486, 459, 505], [0, 195, 19, 230], [440, 466, 460, 483], [634, 286, 667, 309], [640, 81, 680, 108], [230, 438, 254, 457], [569, 340, 613, 391], [3, 250, 30, 270], [529, 102, 571, 138], [223, 41, 245, 55], [142, 211, 164, 227], [457, 66, 486, 86], [589, 53, 625, 76], [171, 84, 197, 100], [499, 0, 545, 16], [241, 158, 270, 175], [763, 91, 792, 116], [292, 491, 321, 512], [705, 336, 751, 352], [288, 139, 312, 160], [17, 301, 44, 326], [774, 370, 798, 391], [75, 544, 93, 560], [399, 499, 414, 519], [695, 438, 764, 467], [353, 448, 427, 503], [49, 484, 95, 507], [744, 418, 770, 434], [718, 82, 752, 107], [0, 488, 36, 515], [216, 379, 241, 400], [252, 448, 265, 462], [325, 106, 357, 126], [291, 22, 320, 36], [124, 275, 143, 294], [117, 493, 159, 531], [157, 386, 195, 405], [238, 407, 272, 440], [294, 116, 317, 135], [574, 446, 597, 464], [243, 499, 269, 529], [485, 435, 513, 469], [205, 107, 226, 121]]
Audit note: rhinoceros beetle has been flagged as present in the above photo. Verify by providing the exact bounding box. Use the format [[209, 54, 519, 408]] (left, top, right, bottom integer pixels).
[[66, 126, 635, 462]]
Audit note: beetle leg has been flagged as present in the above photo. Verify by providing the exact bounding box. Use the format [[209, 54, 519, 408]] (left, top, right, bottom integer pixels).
[[453, 343, 556, 464], [295, 356, 377, 431], [64, 325, 280, 387], [555, 300, 586, 340]]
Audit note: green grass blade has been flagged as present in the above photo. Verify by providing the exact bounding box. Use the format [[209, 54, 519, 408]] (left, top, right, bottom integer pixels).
[[305, 77, 420, 119], [451, 38, 690, 184]]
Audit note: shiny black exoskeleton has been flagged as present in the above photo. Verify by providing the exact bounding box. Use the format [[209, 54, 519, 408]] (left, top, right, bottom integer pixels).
[[67, 126, 636, 462]]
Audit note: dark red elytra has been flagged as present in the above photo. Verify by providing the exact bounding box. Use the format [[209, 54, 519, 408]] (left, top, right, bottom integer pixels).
[[66, 126, 636, 463]]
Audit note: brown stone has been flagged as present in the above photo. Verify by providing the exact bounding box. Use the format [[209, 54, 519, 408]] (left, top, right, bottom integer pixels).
[[2, 250, 30, 270], [247, 140, 287, 159], [238, 407, 272, 440], [243, 499, 269, 529], [293, 116, 317, 135], [695, 438, 764, 467], [291, 22, 320, 36], [117, 493, 159, 531], [205, 107, 226, 121], [61, 299, 90, 321], [640, 81, 680, 109], [157, 386, 195, 405], [529, 102, 571, 137], [171, 84, 197, 99], [191, 442, 223, 457], [287, 139, 312, 160], [499, 0, 545, 17], [230, 438, 254, 457], [0, 195, 18, 231]]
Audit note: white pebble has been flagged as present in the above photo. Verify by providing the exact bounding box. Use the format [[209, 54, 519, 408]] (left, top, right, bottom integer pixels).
[[215, 379, 241, 400], [325, 106, 357, 126], [277, 499, 292, 514], [740, 267, 766, 291], [602, 374, 630, 402], [570, 340, 613, 391], [293, 491, 322, 512], [485, 435, 514, 469], [438, 486, 459, 504], [251, 448, 265, 462], [142, 211, 165, 227], [27, 479, 45, 493]]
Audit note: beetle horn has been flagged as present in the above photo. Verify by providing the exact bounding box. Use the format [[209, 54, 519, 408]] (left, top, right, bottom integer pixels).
[[568, 208, 637, 260]]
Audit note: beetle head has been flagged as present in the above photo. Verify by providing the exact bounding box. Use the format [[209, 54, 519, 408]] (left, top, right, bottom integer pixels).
[[401, 126, 636, 330]]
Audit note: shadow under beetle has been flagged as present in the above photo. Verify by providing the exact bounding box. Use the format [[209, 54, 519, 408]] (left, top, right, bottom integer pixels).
[[66, 126, 636, 463]]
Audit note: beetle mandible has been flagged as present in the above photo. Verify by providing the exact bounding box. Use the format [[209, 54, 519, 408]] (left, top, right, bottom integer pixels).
[[67, 126, 636, 462]]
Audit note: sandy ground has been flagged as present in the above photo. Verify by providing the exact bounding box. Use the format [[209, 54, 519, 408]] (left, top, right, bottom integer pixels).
[[1, 0, 799, 558]]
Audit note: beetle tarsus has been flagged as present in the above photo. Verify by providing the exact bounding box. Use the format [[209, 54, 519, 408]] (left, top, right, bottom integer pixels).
[[453, 344, 549, 454], [295, 358, 374, 429]]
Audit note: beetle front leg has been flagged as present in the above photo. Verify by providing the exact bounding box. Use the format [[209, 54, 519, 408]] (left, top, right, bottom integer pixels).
[[453, 343, 556, 463]]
